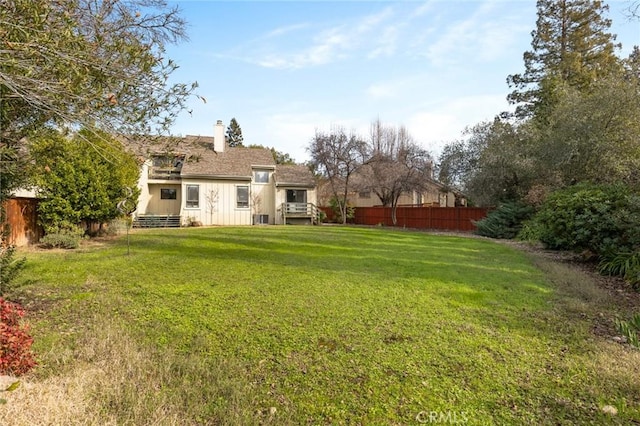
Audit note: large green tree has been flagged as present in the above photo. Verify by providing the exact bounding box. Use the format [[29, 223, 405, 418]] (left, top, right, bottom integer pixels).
[[533, 73, 640, 188], [29, 129, 140, 233], [226, 118, 244, 147], [507, 0, 621, 121], [0, 0, 196, 201], [438, 120, 536, 207]]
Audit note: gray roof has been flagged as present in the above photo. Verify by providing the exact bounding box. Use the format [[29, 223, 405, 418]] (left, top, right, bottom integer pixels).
[[181, 146, 275, 178], [123, 134, 215, 157], [275, 164, 316, 187], [126, 134, 315, 183]]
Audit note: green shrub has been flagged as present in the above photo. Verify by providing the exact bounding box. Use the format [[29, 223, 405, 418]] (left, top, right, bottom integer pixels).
[[535, 183, 632, 253], [328, 196, 355, 224], [474, 201, 534, 239], [0, 245, 26, 296], [616, 314, 640, 349], [39, 225, 85, 249], [516, 219, 544, 242], [599, 251, 640, 290]]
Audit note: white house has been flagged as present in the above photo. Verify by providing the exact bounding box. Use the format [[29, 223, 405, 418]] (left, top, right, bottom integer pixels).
[[133, 120, 318, 226]]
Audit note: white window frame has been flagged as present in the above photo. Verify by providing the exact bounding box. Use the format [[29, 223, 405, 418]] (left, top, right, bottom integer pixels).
[[185, 184, 200, 209], [236, 185, 249, 209], [253, 170, 270, 184]]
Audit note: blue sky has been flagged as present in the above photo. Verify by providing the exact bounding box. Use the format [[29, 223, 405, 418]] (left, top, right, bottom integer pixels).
[[166, 0, 640, 163]]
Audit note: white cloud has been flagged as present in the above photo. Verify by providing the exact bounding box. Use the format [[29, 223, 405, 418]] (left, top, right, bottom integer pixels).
[[244, 7, 397, 70], [365, 82, 398, 99], [264, 23, 310, 39], [259, 112, 332, 162], [420, 0, 527, 67], [368, 25, 400, 59], [407, 94, 509, 155]]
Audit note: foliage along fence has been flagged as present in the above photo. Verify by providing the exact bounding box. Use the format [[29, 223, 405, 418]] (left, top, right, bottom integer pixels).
[[2, 198, 43, 246], [321, 206, 489, 232]]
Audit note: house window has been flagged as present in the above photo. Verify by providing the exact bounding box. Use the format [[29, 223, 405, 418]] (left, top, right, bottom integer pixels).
[[186, 185, 199, 208], [236, 185, 249, 208], [254, 170, 269, 183], [160, 188, 177, 200], [359, 191, 371, 199], [286, 189, 307, 203]]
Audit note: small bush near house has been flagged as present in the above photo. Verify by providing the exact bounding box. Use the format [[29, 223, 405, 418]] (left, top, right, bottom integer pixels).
[[39, 225, 85, 250], [0, 298, 36, 376], [474, 201, 534, 239]]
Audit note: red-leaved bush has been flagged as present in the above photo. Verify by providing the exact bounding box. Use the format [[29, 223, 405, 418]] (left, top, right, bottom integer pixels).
[[0, 298, 36, 375]]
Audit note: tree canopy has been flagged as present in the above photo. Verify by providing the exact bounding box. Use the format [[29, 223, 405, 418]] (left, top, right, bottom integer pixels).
[[29, 129, 140, 232], [439, 0, 639, 207], [0, 0, 196, 201], [507, 0, 620, 121]]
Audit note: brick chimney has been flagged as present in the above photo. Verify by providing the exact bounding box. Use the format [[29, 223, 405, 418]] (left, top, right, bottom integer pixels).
[[214, 120, 225, 152]]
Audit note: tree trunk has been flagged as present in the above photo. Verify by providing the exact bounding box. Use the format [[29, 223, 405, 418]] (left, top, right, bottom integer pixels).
[[391, 200, 398, 226]]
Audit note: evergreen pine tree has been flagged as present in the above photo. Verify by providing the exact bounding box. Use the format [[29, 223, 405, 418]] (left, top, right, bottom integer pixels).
[[226, 118, 244, 147], [507, 0, 621, 121]]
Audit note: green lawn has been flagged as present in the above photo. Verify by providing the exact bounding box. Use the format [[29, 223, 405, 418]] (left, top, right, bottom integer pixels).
[[6, 226, 640, 425]]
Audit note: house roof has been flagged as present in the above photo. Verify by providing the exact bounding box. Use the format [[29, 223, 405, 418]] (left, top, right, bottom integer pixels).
[[123, 134, 215, 157], [181, 146, 275, 178], [275, 164, 316, 187], [124, 134, 276, 178]]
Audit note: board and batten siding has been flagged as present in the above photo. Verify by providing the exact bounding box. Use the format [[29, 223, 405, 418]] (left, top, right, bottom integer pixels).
[[182, 179, 276, 226], [143, 184, 181, 215]]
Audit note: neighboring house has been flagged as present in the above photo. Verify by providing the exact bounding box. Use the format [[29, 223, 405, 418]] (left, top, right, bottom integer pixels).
[[317, 176, 466, 209], [350, 181, 466, 208], [133, 120, 318, 226]]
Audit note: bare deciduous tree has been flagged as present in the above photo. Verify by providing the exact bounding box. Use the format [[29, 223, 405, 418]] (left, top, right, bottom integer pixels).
[[205, 189, 219, 224], [308, 127, 365, 224], [357, 119, 433, 225]]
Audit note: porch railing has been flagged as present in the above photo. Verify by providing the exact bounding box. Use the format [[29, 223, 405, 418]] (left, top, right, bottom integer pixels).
[[281, 202, 319, 224], [148, 167, 181, 180]]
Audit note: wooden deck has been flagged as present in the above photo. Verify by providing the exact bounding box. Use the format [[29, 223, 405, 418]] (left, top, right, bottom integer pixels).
[[281, 203, 319, 225]]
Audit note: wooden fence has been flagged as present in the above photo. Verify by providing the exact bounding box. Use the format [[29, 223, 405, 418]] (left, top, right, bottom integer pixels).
[[2, 198, 43, 246], [321, 206, 489, 232]]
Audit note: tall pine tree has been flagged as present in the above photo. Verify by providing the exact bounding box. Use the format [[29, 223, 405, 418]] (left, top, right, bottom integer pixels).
[[507, 0, 621, 121], [226, 118, 244, 147]]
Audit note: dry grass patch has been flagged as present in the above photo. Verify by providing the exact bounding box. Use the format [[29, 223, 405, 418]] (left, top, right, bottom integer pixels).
[[0, 314, 269, 426]]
